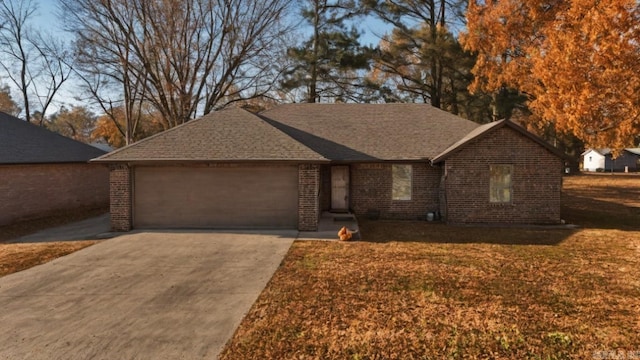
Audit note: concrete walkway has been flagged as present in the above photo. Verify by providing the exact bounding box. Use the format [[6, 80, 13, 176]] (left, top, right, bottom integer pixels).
[[0, 230, 296, 359], [10, 213, 112, 243]]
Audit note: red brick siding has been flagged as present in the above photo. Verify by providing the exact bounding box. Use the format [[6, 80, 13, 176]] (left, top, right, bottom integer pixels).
[[109, 164, 132, 231], [298, 164, 320, 231], [0, 163, 109, 226], [350, 163, 441, 220], [444, 127, 562, 224]]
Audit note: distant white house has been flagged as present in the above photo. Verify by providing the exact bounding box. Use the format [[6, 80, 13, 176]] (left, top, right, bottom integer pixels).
[[582, 149, 606, 171], [582, 148, 640, 172]]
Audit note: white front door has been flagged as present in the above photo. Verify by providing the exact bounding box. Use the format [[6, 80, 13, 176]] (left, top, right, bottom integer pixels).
[[331, 166, 349, 210]]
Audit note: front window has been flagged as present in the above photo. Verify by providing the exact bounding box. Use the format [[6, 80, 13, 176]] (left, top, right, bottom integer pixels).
[[490, 164, 512, 203], [392, 164, 412, 200]]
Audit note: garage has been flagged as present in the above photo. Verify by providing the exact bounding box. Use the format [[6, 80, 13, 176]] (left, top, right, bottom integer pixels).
[[133, 165, 299, 229]]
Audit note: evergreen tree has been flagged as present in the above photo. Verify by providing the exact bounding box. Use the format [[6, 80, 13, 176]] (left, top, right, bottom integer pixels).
[[281, 0, 373, 102]]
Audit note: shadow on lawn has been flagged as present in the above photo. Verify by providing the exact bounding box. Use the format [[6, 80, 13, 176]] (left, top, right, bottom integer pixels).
[[562, 194, 640, 231], [359, 175, 640, 244], [358, 220, 577, 245]]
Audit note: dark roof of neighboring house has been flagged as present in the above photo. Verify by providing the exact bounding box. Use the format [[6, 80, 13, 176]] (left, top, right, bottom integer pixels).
[[431, 119, 567, 163], [95, 103, 481, 163], [0, 111, 106, 164], [581, 148, 640, 157], [260, 103, 480, 161], [95, 107, 328, 162]]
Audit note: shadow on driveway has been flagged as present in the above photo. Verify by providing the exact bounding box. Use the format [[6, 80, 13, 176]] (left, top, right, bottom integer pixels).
[[9, 214, 113, 243]]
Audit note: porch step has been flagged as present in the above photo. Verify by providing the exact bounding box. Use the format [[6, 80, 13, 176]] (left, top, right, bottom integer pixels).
[[331, 213, 356, 222]]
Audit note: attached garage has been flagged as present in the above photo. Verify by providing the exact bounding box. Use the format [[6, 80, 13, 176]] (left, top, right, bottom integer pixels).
[[133, 165, 299, 229]]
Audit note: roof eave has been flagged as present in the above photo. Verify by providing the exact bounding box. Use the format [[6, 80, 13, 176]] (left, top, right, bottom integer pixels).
[[90, 158, 330, 165], [431, 119, 570, 164]]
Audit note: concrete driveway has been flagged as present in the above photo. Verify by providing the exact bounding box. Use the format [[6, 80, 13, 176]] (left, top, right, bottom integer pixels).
[[0, 230, 296, 359]]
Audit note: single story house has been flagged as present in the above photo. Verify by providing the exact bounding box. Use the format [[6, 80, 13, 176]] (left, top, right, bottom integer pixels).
[[0, 112, 110, 226], [93, 104, 566, 232], [582, 148, 640, 172]]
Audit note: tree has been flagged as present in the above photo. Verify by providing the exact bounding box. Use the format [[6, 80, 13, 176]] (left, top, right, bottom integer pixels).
[[362, 0, 496, 122], [0, 84, 20, 116], [46, 106, 96, 143], [61, 0, 294, 145], [91, 106, 164, 149], [0, 0, 71, 124], [462, 0, 640, 151], [364, 1, 466, 106], [281, 0, 373, 103]]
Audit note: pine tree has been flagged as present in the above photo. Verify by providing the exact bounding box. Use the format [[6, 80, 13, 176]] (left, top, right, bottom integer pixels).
[[281, 0, 372, 102]]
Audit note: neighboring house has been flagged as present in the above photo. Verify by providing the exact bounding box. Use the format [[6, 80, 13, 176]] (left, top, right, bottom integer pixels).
[[0, 112, 110, 226], [93, 104, 566, 232], [582, 148, 640, 172]]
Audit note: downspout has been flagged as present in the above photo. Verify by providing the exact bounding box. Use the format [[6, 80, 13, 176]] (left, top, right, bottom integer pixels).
[[431, 160, 447, 222]]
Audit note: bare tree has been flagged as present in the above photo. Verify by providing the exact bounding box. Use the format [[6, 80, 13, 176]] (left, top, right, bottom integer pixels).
[[0, 0, 71, 124], [61, 0, 294, 144]]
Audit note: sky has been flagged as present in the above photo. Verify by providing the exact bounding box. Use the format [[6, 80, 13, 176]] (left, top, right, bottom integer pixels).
[[24, 0, 392, 115]]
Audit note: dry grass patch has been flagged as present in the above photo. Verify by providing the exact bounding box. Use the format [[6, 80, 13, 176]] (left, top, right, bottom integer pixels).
[[220, 174, 640, 359], [0, 241, 97, 277], [0, 206, 106, 277]]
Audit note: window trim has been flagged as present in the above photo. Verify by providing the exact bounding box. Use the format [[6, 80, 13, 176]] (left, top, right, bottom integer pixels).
[[489, 164, 513, 204], [392, 164, 412, 201]]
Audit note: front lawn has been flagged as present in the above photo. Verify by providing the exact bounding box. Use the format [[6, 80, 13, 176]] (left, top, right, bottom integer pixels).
[[220, 174, 640, 359]]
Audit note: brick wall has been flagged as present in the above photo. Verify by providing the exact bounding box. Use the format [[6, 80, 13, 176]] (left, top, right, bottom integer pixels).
[[0, 163, 109, 226], [109, 164, 132, 231], [443, 127, 562, 224], [350, 163, 441, 220], [298, 164, 320, 231]]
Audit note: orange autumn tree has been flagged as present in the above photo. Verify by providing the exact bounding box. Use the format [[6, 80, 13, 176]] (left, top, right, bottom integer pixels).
[[91, 106, 164, 148], [462, 0, 640, 151]]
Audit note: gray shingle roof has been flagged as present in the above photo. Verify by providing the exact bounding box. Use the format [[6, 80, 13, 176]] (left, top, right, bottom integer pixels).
[[95, 104, 484, 163], [95, 107, 327, 162], [260, 103, 480, 161], [582, 148, 640, 157], [625, 148, 640, 156], [0, 111, 106, 164]]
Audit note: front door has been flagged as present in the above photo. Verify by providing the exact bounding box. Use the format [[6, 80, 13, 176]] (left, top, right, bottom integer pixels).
[[331, 166, 349, 211]]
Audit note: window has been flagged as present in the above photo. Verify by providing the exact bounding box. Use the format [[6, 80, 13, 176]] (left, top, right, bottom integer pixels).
[[392, 164, 412, 200], [490, 164, 512, 203]]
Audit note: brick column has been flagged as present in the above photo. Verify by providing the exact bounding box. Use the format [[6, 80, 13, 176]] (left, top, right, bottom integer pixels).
[[109, 164, 132, 231], [298, 164, 320, 231]]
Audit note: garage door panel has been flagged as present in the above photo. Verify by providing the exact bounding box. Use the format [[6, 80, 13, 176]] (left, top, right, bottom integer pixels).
[[134, 166, 298, 229]]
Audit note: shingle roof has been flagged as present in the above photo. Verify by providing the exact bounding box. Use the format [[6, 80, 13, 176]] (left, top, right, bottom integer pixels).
[[260, 103, 480, 161], [94, 107, 327, 162], [431, 119, 566, 163], [0, 111, 106, 164], [95, 104, 485, 163], [581, 148, 640, 156]]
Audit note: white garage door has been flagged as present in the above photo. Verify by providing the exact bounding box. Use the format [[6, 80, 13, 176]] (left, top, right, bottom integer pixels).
[[134, 166, 298, 229]]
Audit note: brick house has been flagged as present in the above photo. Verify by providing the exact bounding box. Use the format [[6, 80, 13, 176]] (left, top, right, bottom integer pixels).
[[93, 104, 565, 231], [0, 112, 109, 226]]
